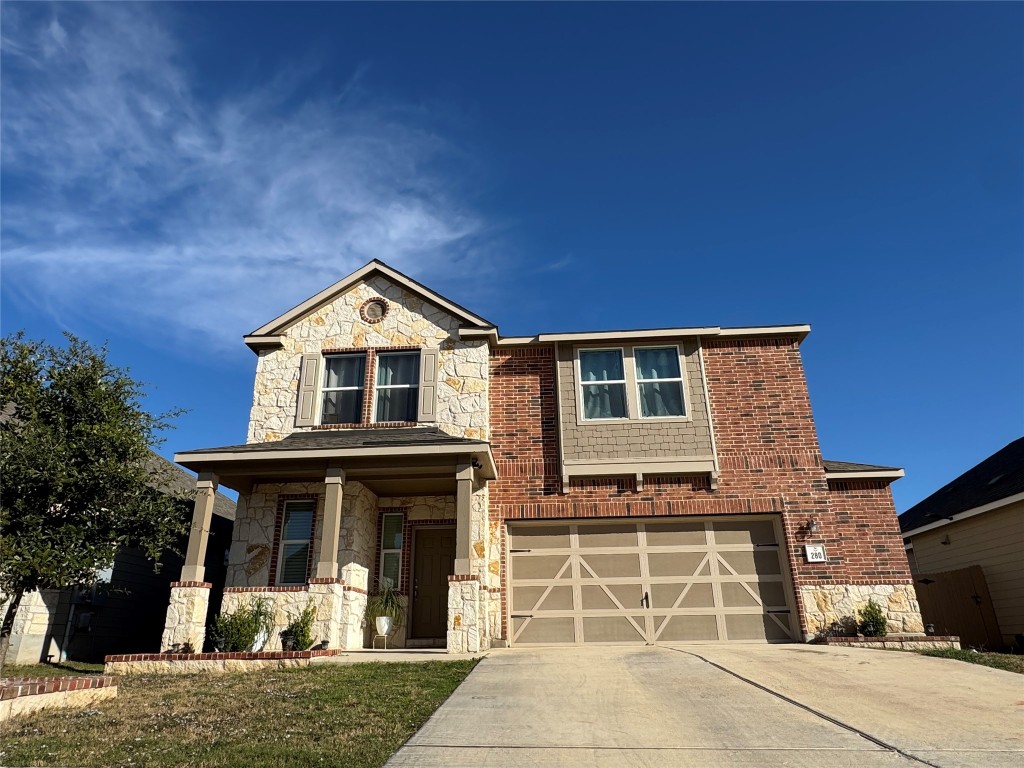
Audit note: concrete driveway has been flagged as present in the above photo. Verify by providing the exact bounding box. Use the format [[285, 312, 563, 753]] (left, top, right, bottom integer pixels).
[[387, 644, 1024, 767]]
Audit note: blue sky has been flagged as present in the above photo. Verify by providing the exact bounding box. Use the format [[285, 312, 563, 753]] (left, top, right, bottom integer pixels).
[[2, 2, 1021, 511]]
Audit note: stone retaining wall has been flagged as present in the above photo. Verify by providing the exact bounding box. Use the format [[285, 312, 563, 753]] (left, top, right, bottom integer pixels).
[[799, 583, 925, 639], [819, 635, 961, 651], [1, 675, 117, 721], [105, 649, 344, 675]]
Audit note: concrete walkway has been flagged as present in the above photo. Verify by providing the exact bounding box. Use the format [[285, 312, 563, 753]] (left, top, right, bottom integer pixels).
[[386, 644, 1024, 767]]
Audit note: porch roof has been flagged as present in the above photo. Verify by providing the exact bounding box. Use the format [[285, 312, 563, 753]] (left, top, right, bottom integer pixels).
[[173, 427, 496, 495]]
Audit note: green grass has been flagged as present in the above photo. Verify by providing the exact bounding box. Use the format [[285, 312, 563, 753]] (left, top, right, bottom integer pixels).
[[0, 659, 478, 768], [918, 648, 1024, 674], [3, 661, 107, 678]]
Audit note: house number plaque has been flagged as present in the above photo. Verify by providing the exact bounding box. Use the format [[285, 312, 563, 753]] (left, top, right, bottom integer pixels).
[[804, 544, 827, 563]]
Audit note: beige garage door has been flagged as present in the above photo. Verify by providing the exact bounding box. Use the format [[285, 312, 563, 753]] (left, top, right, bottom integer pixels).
[[508, 517, 796, 645]]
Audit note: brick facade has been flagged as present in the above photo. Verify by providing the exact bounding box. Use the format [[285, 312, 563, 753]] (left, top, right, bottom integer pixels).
[[488, 336, 917, 640]]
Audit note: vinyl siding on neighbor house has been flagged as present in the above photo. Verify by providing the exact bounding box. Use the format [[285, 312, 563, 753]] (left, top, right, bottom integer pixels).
[[908, 501, 1024, 639]]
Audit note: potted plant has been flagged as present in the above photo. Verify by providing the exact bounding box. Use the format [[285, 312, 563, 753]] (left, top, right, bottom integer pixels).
[[280, 601, 317, 651], [365, 578, 404, 638]]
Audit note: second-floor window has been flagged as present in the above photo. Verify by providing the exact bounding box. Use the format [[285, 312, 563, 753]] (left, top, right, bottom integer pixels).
[[319, 351, 421, 425], [322, 353, 367, 425], [579, 349, 628, 420], [374, 352, 420, 423], [635, 347, 686, 418]]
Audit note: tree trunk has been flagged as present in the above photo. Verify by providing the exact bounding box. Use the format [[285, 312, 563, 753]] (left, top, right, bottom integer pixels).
[[0, 588, 25, 675]]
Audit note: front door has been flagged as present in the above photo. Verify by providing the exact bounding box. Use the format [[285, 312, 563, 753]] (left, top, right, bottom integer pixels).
[[410, 527, 455, 639]]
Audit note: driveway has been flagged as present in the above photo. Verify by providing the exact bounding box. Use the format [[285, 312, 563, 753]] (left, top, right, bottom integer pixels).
[[387, 644, 1024, 767]]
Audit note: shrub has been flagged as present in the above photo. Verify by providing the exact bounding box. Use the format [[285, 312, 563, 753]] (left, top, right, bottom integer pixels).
[[280, 601, 317, 651], [209, 597, 274, 652], [857, 598, 888, 637]]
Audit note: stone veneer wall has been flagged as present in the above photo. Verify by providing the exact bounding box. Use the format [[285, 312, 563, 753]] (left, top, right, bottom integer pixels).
[[160, 584, 210, 652], [1, 589, 69, 665], [227, 481, 377, 589], [799, 584, 925, 637], [246, 274, 489, 443], [556, 340, 714, 461]]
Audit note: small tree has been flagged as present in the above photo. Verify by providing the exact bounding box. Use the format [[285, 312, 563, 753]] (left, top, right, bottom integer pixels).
[[857, 598, 889, 638], [0, 333, 190, 672]]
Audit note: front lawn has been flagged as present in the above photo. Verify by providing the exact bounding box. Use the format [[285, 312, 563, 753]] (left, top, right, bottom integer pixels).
[[918, 648, 1024, 674], [3, 661, 106, 678], [0, 660, 477, 768]]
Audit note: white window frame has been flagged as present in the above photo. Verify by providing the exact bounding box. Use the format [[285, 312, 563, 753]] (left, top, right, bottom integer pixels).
[[378, 511, 404, 589], [574, 343, 692, 425], [276, 499, 315, 586], [372, 351, 420, 424], [633, 345, 689, 420], [577, 347, 630, 421], [319, 352, 367, 426]]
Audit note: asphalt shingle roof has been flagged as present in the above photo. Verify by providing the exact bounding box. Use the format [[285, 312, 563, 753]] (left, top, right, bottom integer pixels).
[[178, 427, 487, 455], [823, 459, 902, 473], [899, 437, 1024, 534]]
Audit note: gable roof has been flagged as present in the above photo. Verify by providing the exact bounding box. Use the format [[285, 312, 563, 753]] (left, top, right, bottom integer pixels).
[[148, 454, 237, 521], [246, 260, 494, 347], [900, 436, 1024, 536]]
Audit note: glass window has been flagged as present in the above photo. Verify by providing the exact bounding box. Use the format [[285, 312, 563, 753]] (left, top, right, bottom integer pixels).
[[579, 349, 628, 419], [635, 347, 686, 418], [374, 353, 419, 423], [278, 500, 315, 585], [378, 512, 404, 589], [321, 354, 366, 424]]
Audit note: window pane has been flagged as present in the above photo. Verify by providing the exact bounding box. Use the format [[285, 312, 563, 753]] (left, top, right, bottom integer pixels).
[[324, 354, 366, 389], [381, 552, 400, 589], [281, 543, 309, 584], [635, 348, 681, 380], [580, 350, 624, 382], [321, 389, 363, 424], [283, 502, 314, 540], [583, 383, 628, 419], [375, 387, 418, 422], [381, 514, 404, 550], [376, 353, 419, 386], [638, 381, 685, 417]]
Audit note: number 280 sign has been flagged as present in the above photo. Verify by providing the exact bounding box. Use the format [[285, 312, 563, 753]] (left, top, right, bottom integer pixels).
[[804, 545, 827, 563]]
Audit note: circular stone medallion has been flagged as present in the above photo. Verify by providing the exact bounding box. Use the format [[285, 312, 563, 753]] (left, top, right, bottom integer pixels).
[[360, 297, 389, 324]]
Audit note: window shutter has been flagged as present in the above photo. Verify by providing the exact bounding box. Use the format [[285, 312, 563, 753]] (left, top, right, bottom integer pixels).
[[417, 347, 439, 423], [295, 354, 320, 427]]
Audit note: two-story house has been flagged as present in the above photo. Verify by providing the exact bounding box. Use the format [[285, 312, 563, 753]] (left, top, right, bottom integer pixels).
[[165, 260, 923, 653]]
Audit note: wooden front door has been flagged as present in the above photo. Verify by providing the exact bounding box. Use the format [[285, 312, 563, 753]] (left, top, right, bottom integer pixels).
[[411, 527, 455, 639]]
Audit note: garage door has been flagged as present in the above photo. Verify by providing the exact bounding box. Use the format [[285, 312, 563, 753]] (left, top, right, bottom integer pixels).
[[508, 517, 796, 645]]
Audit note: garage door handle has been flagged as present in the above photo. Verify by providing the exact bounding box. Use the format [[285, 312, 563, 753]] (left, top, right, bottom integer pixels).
[[767, 610, 790, 614], [509, 549, 532, 553], [755, 543, 779, 548], [511, 614, 533, 618], [642, 591, 650, 608]]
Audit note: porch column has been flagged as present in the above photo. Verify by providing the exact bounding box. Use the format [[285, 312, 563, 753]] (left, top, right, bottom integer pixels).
[[180, 472, 218, 583], [315, 466, 346, 579], [454, 461, 474, 575]]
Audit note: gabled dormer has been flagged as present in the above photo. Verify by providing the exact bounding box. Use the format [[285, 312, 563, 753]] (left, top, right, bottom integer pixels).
[[242, 260, 495, 444]]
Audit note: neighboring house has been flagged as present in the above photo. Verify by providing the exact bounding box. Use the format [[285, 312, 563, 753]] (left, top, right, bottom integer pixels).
[[3, 456, 235, 665], [900, 437, 1024, 649], [165, 259, 922, 654]]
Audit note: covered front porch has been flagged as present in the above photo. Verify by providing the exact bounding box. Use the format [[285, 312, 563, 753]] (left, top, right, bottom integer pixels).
[[165, 429, 499, 655]]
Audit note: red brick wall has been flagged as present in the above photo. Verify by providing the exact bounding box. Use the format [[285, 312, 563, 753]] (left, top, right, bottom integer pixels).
[[487, 336, 912, 636], [827, 480, 913, 584]]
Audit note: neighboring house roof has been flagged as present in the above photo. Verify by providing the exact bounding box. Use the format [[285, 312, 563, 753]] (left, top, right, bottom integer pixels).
[[148, 453, 237, 521], [822, 459, 905, 481], [900, 436, 1024, 538], [246, 260, 495, 348], [178, 427, 488, 455]]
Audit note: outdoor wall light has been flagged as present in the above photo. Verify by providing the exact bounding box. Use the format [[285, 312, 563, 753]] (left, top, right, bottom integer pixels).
[[807, 517, 819, 535]]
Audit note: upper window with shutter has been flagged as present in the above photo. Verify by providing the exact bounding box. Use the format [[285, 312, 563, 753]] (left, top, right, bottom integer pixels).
[[321, 353, 367, 425], [294, 347, 440, 428]]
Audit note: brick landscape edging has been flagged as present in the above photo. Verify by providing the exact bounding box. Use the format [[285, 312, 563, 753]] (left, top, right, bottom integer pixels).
[[818, 635, 960, 650], [105, 649, 344, 663], [0, 675, 118, 721], [104, 648, 346, 675]]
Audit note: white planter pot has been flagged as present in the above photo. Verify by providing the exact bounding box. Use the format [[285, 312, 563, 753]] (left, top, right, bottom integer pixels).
[[375, 616, 393, 636], [251, 627, 270, 652]]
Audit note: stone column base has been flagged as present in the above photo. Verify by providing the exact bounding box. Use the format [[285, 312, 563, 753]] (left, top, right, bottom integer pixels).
[[447, 576, 489, 653], [308, 579, 346, 650], [798, 583, 925, 640], [161, 582, 211, 652]]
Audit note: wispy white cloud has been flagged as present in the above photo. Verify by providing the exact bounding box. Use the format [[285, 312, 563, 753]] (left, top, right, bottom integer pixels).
[[1, 4, 492, 350]]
